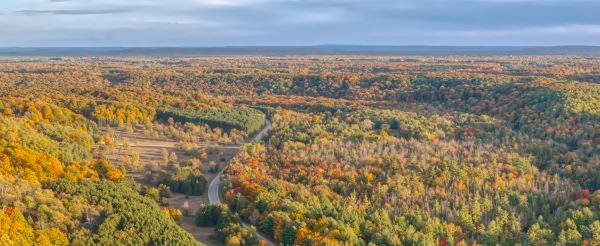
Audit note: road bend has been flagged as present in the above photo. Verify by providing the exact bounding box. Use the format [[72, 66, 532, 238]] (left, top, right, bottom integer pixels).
[[208, 120, 276, 246]]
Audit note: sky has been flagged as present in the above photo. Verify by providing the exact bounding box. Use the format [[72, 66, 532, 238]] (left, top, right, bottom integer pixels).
[[1, 0, 599, 46]]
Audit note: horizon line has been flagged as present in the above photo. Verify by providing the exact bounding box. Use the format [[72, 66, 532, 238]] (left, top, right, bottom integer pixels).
[[2, 44, 600, 48]]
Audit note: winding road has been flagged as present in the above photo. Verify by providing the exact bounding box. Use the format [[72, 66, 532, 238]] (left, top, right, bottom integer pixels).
[[208, 120, 276, 246]]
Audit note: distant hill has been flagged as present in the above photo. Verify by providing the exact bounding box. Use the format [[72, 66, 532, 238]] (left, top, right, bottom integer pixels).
[[1, 45, 600, 56]]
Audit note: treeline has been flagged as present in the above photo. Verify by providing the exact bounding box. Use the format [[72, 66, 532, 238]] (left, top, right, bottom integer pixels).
[[157, 107, 266, 134], [85, 102, 156, 126], [165, 166, 208, 196]]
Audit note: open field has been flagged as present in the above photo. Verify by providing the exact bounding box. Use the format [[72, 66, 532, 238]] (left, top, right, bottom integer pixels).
[[101, 126, 241, 245]]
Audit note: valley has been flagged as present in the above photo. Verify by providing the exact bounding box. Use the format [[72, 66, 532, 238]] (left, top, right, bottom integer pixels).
[[0, 56, 598, 245]]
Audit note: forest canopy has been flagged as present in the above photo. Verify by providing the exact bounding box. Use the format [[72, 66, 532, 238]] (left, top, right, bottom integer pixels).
[[0, 55, 598, 245]]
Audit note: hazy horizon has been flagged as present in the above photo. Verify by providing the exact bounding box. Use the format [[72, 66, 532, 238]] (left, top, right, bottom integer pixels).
[[2, 44, 600, 48]]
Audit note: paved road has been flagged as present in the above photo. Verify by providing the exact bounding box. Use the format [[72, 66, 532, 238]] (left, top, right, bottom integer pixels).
[[251, 120, 271, 142], [208, 120, 276, 246]]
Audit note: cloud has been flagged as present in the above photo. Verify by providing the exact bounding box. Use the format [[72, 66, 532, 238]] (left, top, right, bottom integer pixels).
[[17, 8, 135, 15], [191, 0, 260, 7], [435, 24, 600, 37]]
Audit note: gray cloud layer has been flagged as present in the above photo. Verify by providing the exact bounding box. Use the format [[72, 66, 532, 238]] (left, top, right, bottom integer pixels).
[[1, 0, 598, 46], [17, 8, 134, 15]]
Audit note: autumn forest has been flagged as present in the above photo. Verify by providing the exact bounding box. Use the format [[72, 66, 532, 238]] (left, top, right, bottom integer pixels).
[[0, 55, 599, 246]]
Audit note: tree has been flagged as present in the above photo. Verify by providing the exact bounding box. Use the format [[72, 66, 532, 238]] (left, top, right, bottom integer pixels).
[[195, 205, 223, 226], [527, 222, 555, 245], [161, 148, 169, 164], [259, 215, 276, 236], [146, 188, 160, 202], [94, 159, 123, 181], [169, 152, 178, 164], [196, 149, 208, 161], [587, 221, 600, 245], [226, 236, 242, 246], [2, 107, 13, 116], [209, 161, 218, 173], [182, 201, 191, 216], [557, 219, 582, 246], [280, 223, 298, 246]]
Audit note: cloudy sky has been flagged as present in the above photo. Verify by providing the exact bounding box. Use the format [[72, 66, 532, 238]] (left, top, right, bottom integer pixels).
[[1, 0, 599, 46]]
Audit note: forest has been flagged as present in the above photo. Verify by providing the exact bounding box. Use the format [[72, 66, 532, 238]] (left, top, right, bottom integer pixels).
[[0, 55, 598, 245]]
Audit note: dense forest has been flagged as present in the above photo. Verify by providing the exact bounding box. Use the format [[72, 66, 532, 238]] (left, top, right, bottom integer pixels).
[[0, 56, 598, 245]]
